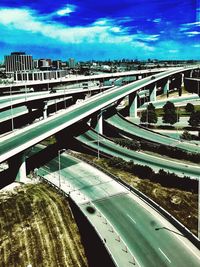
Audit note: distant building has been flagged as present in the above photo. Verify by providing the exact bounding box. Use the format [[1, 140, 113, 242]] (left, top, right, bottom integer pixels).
[[68, 58, 76, 68], [4, 52, 34, 73], [38, 59, 51, 68], [52, 60, 62, 69]]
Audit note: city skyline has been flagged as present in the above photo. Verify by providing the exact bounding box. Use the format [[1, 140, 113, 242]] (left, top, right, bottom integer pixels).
[[0, 0, 200, 61]]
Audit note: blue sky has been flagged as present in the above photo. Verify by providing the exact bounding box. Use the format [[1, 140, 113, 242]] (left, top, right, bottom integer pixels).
[[0, 0, 200, 61]]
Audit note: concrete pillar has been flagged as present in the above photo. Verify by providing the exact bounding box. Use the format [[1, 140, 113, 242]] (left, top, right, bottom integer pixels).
[[163, 79, 169, 94], [96, 111, 103, 135], [128, 92, 137, 117], [190, 70, 193, 78], [15, 72, 18, 81], [55, 71, 58, 79], [43, 101, 48, 119], [149, 84, 157, 102], [9, 153, 27, 182], [181, 73, 184, 87], [26, 73, 29, 81]]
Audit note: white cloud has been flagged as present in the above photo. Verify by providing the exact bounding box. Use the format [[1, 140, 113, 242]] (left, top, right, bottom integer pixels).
[[56, 4, 77, 16], [0, 8, 134, 44], [135, 33, 160, 42], [185, 31, 200, 37], [182, 21, 200, 27], [153, 18, 161, 23], [169, 49, 178, 53]]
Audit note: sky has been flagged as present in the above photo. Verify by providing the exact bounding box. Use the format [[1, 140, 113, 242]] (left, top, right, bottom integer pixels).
[[0, 0, 200, 61]]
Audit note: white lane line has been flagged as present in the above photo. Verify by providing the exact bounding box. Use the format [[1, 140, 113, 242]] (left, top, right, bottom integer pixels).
[[159, 248, 171, 264], [127, 214, 136, 224]]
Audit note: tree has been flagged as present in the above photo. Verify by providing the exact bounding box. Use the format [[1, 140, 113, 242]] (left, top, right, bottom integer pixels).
[[181, 130, 192, 141], [140, 103, 157, 125], [162, 101, 178, 125], [185, 103, 194, 113], [188, 111, 200, 127]]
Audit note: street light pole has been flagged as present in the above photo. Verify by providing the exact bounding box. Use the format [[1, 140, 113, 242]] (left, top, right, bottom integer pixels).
[[16, 60, 27, 100], [58, 149, 66, 189], [198, 179, 200, 239], [9, 85, 14, 131]]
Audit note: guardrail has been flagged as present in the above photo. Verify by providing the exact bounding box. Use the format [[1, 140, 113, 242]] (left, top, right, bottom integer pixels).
[[36, 174, 121, 267], [68, 150, 200, 249]]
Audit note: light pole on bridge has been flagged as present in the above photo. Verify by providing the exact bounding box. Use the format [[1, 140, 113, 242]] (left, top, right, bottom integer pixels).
[[58, 149, 66, 189]]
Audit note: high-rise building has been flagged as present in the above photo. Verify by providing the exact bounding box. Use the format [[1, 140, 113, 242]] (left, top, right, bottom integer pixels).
[[52, 60, 62, 69], [4, 52, 34, 72], [68, 58, 76, 68]]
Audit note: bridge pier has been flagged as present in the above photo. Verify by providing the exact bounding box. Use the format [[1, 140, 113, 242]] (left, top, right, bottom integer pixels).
[[149, 84, 157, 102], [128, 92, 137, 118], [96, 111, 103, 135], [163, 79, 169, 94], [181, 73, 184, 87], [42, 101, 48, 119], [8, 153, 27, 183]]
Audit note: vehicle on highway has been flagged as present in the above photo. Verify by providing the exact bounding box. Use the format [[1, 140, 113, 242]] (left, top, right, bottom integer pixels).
[[49, 88, 57, 93]]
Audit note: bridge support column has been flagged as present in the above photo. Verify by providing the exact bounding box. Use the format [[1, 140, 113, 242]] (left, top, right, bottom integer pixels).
[[8, 153, 27, 183], [163, 79, 169, 94], [128, 92, 137, 118], [96, 111, 103, 135], [42, 101, 48, 119], [149, 84, 157, 102], [15, 72, 18, 82], [181, 73, 184, 87]]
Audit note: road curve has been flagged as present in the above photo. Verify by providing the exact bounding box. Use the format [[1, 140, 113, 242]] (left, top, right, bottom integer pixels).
[[75, 127, 200, 179], [105, 112, 200, 153], [37, 151, 200, 267]]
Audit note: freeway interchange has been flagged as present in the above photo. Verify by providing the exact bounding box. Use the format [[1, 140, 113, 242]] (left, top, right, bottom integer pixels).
[[1, 66, 200, 266]]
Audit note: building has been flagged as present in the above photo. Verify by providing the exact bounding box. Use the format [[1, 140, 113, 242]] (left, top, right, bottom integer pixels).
[[38, 59, 51, 69], [4, 52, 34, 73], [68, 58, 76, 68], [52, 60, 62, 69]]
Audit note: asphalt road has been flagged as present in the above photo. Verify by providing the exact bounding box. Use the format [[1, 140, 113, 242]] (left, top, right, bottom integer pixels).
[[76, 129, 200, 178], [140, 94, 200, 110], [106, 113, 200, 153], [37, 151, 200, 267], [93, 193, 200, 267]]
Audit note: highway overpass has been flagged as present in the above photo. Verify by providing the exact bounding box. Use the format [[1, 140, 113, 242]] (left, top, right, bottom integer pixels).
[[0, 66, 199, 180]]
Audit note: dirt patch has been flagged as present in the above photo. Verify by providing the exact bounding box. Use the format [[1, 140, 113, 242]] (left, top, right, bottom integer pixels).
[[0, 182, 88, 267]]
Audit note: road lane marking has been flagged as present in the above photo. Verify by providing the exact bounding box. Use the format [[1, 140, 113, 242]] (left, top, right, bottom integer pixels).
[[159, 248, 171, 263], [127, 214, 136, 224]]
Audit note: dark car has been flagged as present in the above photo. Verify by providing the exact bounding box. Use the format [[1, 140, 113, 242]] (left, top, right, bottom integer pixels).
[[151, 76, 156, 80], [50, 89, 57, 93]]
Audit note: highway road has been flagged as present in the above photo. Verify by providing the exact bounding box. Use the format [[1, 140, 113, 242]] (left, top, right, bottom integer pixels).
[[0, 85, 111, 111], [140, 94, 200, 110], [76, 128, 200, 178], [0, 67, 198, 164], [36, 151, 200, 267], [106, 113, 200, 153]]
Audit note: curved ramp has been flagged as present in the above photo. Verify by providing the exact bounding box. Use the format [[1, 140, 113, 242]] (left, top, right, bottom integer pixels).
[[105, 113, 200, 154], [75, 127, 200, 179]]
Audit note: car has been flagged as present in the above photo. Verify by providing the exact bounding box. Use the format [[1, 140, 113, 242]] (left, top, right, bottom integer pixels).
[[151, 76, 156, 80], [50, 89, 57, 93]]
